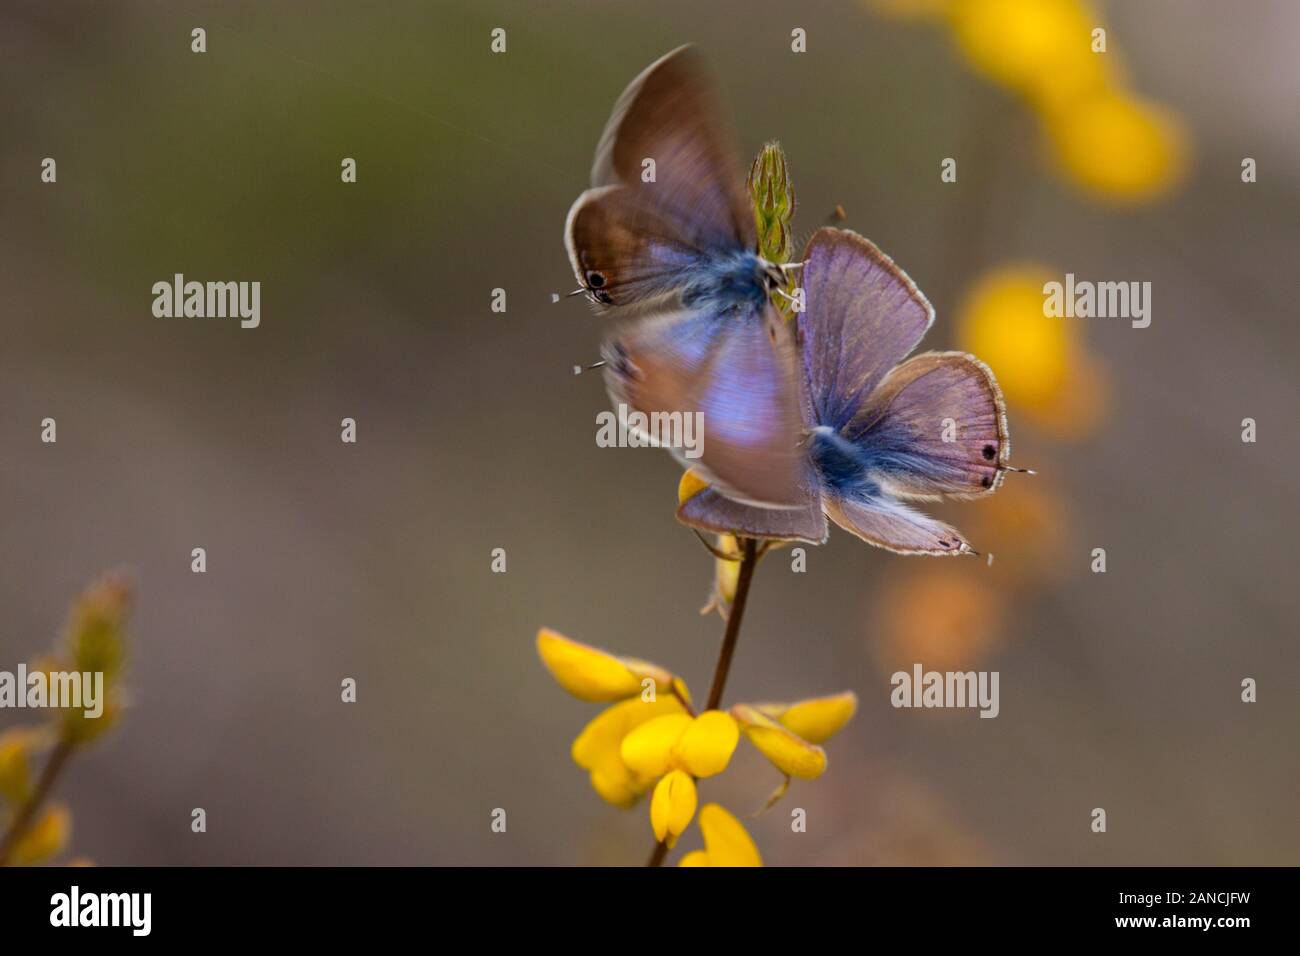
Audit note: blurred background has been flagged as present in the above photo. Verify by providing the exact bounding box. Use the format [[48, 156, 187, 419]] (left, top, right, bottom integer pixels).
[[0, 0, 1296, 865]]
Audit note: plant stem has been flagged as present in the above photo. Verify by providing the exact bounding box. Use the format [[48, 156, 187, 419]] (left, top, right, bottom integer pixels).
[[706, 537, 759, 711], [646, 537, 761, 867], [0, 737, 75, 866]]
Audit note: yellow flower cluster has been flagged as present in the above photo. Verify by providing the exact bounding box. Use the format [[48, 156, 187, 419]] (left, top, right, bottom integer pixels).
[[876, 0, 1187, 202], [0, 573, 131, 867], [538, 629, 856, 865]]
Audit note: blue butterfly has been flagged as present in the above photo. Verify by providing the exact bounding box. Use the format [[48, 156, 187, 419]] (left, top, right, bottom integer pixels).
[[565, 46, 805, 508], [679, 228, 1019, 555]]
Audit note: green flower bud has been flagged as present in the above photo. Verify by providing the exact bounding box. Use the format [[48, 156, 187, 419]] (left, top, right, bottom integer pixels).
[[747, 142, 796, 267]]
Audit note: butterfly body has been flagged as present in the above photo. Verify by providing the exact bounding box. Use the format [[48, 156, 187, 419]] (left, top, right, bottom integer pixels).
[[679, 250, 784, 312], [808, 426, 874, 495]]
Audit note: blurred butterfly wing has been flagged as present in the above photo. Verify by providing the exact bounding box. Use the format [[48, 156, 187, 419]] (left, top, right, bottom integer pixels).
[[565, 186, 707, 309], [677, 475, 828, 544], [566, 46, 755, 306], [797, 227, 934, 429], [824, 495, 974, 556], [603, 304, 804, 507], [590, 45, 753, 247], [846, 351, 1010, 499]]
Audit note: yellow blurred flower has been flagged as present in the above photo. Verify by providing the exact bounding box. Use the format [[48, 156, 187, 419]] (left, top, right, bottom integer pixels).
[[0, 728, 36, 806], [678, 803, 763, 867], [948, 0, 1104, 97], [962, 477, 1074, 586], [886, 0, 1189, 204], [1044, 89, 1187, 203], [873, 564, 1006, 673], [536, 628, 674, 702], [956, 265, 1108, 437], [8, 803, 70, 866]]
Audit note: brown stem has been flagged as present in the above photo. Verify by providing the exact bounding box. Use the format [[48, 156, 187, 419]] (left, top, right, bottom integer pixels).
[[0, 737, 75, 866], [705, 537, 759, 711], [646, 537, 761, 867]]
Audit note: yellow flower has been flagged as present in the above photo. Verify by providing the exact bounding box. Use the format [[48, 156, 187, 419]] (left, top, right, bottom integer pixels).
[[756, 691, 858, 745], [621, 710, 740, 844], [8, 803, 71, 865], [677, 469, 710, 506], [0, 728, 36, 805], [651, 770, 698, 846], [948, 0, 1103, 97], [679, 803, 763, 867], [536, 628, 673, 702], [677, 470, 744, 618], [956, 265, 1108, 437], [873, 564, 1007, 673], [731, 704, 827, 780], [621, 711, 739, 779], [1044, 89, 1187, 203], [571, 695, 687, 807]]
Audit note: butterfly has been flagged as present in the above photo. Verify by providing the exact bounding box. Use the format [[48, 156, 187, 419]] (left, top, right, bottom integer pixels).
[[565, 46, 805, 508], [678, 227, 1017, 555]]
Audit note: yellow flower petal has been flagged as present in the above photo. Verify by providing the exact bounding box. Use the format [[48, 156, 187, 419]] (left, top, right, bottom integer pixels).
[[672, 710, 739, 778], [758, 692, 858, 745], [572, 696, 686, 807], [677, 468, 710, 505], [535, 628, 671, 702], [650, 770, 697, 846], [588, 758, 640, 809], [1045, 89, 1186, 203], [698, 803, 762, 867], [732, 704, 827, 780], [9, 803, 71, 865], [956, 265, 1073, 410], [621, 713, 693, 778], [678, 850, 709, 867], [948, 0, 1102, 96], [715, 535, 741, 603], [0, 728, 35, 805]]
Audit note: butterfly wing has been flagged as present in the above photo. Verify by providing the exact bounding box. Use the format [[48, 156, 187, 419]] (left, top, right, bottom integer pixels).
[[566, 46, 755, 308], [845, 351, 1010, 499], [797, 227, 934, 430], [823, 495, 975, 556], [677, 468, 828, 544], [603, 303, 804, 507]]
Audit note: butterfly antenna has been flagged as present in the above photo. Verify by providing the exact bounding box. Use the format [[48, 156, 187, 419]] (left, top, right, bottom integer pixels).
[[825, 204, 847, 225], [1001, 465, 1038, 475], [551, 288, 587, 303], [572, 360, 606, 376]]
